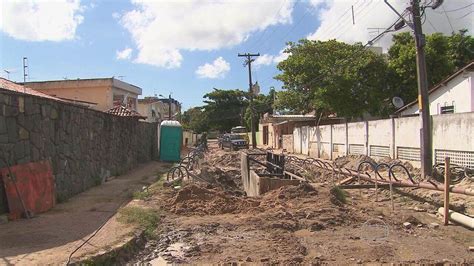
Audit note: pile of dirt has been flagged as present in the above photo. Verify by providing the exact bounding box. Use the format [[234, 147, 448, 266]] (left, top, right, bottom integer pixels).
[[206, 152, 241, 168], [165, 184, 259, 215], [377, 157, 414, 170], [255, 183, 360, 230], [260, 182, 317, 202], [198, 166, 243, 194], [334, 155, 376, 170]]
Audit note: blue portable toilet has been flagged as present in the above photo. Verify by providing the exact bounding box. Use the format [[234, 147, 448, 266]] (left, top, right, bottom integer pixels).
[[159, 120, 182, 162]]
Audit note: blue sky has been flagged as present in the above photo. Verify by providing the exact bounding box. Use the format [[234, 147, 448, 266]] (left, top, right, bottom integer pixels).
[[1, 0, 472, 109]]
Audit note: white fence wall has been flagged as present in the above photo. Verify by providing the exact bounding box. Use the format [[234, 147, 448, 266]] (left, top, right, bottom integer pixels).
[[293, 112, 474, 168]]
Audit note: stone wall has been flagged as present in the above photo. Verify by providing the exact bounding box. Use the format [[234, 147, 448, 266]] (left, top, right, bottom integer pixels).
[[0, 90, 158, 213]]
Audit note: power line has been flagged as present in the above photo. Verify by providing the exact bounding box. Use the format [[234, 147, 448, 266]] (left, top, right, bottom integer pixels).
[[340, 0, 385, 39], [246, 0, 288, 51], [259, 1, 314, 53], [319, 0, 372, 41], [250, 0, 301, 53], [456, 10, 473, 20], [332, 0, 375, 40], [425, 16, 438, 31], [437, 3, 473, 13], [313, 0, 364, 41], [441, 5, 455, 33], [298, 16, 404, 90], [257, 0, 365, 86]]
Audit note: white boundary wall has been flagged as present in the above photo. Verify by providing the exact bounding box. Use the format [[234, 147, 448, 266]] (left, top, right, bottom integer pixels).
[[293, 112, 474, 168]]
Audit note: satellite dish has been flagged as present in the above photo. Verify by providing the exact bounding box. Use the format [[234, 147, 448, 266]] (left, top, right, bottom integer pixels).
[[392, 96, 404, 108]]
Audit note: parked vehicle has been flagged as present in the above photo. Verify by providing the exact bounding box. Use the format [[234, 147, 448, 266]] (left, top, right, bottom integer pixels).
[[231, 126, 250, 143], [219, 134, 249, 150]]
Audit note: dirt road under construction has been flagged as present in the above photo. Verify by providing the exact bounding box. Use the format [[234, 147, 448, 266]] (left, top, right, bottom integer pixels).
[[121, 142, 473, 265]]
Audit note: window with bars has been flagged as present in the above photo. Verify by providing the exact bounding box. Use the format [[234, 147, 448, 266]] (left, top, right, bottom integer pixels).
[[440, 105, 454, 114], [397, 147, 421, 161], [435, 149, 474, 168], [349, 144, 365, 155], [370, 145, 390, 157]]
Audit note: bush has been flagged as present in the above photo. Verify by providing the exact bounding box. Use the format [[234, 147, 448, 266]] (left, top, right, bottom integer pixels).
[[330, 186, 347, 204], [118, 206, 160, 237]]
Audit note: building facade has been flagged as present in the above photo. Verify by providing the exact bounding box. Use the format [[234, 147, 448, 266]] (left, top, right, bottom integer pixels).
[[137, 96, 181, 123], [397, 61, 474, 116], [24, 78, 142, 111]]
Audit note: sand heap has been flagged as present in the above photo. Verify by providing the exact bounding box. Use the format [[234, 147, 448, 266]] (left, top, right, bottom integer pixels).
[[334, 155, 376, 170], [166, 184, 259, 215], [206, 152, 241, 168], [198, 166, 243, 194]]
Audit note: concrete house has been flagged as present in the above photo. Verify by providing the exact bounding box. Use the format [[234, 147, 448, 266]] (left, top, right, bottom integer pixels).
[[137, 96, 181, 123], [24, 78, 142, 112], [396, 61, 474, 116], [258, 113, 343, 150]]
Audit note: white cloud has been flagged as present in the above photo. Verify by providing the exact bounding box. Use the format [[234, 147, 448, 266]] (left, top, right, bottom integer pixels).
[[120, 0, 295, 68], [254, 47, 290, 68], [0, 0, 84, 41], [307, 0, 474, 50], [116, 48, 133, 60], [196, 57, 231, 79], [112, 12, 121, 19]]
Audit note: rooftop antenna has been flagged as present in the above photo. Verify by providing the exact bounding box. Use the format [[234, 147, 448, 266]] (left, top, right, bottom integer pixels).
[[117, 75, 125, 80], [3, 70, 10, 79], [23, 57, 29, 93], [23, 57, 28, 83]]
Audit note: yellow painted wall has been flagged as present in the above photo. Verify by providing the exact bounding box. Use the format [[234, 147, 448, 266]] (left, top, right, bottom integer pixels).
[[26, 79, 141, 112], [33, 86, 112, 111]]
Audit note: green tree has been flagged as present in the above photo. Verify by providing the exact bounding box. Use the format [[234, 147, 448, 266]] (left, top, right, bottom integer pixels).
[[244, 88, 275, 130], [275, 39, 390, 119], [388, 30, 474, 103], [180, 107, 209, 133], [447, 29, 474, 70], [203, 88, 248, 132]]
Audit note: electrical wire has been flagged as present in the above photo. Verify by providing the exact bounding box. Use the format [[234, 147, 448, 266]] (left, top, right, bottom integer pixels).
[[298, 16, 404, 91], [253, 0, 301, 53], [312, 0, 364, 41], [456, 11, 473, 20], [437, 3, 473, 13], [259, 1, 315, 53], [441, 5, 455, 33], [65, 198, 130, 265], [333, 0, 375, 40], [246, 0, 289, 52]]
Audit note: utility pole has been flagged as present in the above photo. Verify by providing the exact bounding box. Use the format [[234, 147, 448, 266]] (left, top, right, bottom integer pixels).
[[412, 0, 432, 177], [238, 53, 260, 149], [168, 93, 172, 120], [384, 0, 435, 177]]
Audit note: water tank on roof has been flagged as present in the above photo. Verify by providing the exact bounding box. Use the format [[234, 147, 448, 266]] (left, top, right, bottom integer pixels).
[[159, 120, 182, 162]]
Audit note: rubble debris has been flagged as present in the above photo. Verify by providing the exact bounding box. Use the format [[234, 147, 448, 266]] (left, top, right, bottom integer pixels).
[[334, 155, 376, 170], [165, 184, 259, 215], [428, 223, 439, 229], [126, 143, 474, 265]]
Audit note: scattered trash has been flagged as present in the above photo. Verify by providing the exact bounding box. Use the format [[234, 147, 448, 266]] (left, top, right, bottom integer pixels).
[[428, 222, 439, 229]]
